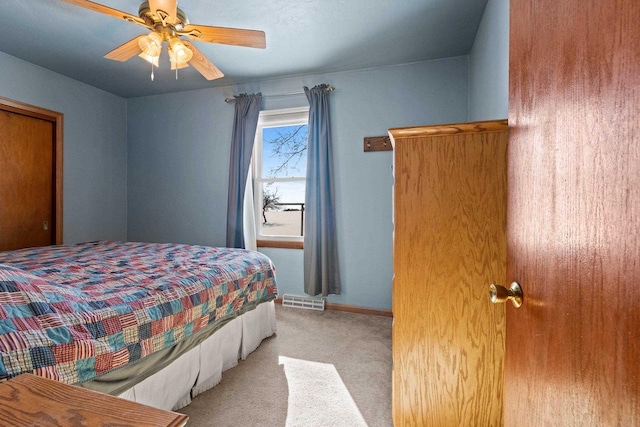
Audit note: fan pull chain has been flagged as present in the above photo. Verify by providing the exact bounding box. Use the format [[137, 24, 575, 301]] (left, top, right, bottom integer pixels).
[[151, 62, 155, 81], [176, 68, 178, 80]]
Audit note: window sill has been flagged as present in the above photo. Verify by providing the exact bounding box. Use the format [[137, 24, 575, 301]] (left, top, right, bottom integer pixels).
[[257, 240, 303, 250]]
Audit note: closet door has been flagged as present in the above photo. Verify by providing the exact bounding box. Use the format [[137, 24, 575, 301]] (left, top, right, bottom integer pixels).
[[0, 102, 62, 251], [506, 0, 640, 424], [390, 121, 507, 426]]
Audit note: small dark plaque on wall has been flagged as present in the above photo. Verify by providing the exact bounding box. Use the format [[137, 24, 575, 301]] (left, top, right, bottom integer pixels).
[[364, 136, 393, 152]]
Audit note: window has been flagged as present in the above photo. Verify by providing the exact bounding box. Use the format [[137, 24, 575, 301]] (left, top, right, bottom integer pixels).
[[253, 107, 309, 249]]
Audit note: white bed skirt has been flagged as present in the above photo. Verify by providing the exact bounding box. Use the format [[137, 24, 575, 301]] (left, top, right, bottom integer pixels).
[[116, 300, 277, 411]]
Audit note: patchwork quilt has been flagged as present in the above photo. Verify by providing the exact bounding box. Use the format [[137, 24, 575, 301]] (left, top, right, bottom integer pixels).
[[0, 241, 277, 385]]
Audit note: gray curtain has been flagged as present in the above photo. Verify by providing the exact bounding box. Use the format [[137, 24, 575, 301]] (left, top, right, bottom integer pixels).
[[226, 93, 262, 248], [304, 84, 340, 296]]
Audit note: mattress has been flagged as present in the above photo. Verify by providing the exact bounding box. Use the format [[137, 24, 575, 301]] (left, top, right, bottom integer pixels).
[[0, 241, 277, 392]]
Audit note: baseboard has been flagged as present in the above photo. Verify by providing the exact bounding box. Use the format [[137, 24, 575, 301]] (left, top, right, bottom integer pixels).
[[274, 297, 392, 317]]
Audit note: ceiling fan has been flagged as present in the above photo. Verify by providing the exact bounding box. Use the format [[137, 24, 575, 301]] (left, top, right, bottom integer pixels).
[[61, 0, 266, 81]]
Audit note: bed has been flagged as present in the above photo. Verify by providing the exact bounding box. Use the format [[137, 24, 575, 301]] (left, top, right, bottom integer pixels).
[[0, 240, 278, 410]]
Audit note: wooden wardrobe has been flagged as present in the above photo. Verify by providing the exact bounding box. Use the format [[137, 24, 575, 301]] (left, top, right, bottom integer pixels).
[[389, 120, 507, 426]]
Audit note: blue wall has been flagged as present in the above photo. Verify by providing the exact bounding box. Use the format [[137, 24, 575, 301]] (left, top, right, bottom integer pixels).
[[0, 51, 128, 243], [0, 3, 508, 311], [468, 0, 509, 121], [127, 57, 469, 310]]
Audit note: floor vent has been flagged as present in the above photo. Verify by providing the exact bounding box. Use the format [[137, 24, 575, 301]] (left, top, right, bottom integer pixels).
[[281, 294, 325, 311]]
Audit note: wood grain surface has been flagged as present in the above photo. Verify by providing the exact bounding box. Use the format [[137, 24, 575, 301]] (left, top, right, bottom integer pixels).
[[507, 0, 640, 424], [0, 110, 54, 251], [390, 122, 507, 426], [0, 97, 63, 250], [105, 35, 146, 62], [389, 121, 507, 141], [0, 374, 188, 427], [364, 136, 393, 152]]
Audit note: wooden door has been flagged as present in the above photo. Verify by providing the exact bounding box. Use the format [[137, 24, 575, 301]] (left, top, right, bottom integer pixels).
[[0, 99, 63, 251], [506, 0, 640, 424], [390, 121, 507, 426]]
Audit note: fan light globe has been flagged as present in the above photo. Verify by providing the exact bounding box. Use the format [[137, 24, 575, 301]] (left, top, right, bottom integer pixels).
[[138, 31, 162, 66], [169, 37, 193, 69]]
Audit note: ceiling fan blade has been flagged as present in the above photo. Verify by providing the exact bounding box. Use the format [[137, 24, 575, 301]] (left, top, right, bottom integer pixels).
[[183, 41, 224, 80], [148, 0, 177, 25], [60, 0, 147, 27], [104, 35, 145, 62], [183, 24, 266, 49]]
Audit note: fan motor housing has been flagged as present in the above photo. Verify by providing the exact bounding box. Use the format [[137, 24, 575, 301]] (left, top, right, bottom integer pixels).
[[138, 1, 190, 29]]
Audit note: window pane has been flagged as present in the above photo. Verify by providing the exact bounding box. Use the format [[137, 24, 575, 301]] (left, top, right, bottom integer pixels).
[[260, 181, 305, 237], [262, 124, 308, 179]]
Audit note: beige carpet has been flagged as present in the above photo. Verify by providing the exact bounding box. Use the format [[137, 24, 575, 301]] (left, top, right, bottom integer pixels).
[[178, 304, 392, 427]]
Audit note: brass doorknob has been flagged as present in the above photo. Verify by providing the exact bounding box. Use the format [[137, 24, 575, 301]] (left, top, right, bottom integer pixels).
[[489, 282, 523, 308]]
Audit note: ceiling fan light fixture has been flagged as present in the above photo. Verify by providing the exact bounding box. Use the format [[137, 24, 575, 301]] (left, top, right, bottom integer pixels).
[[138, 31, 162, 65], [169, 57, 188, 70], [169, 37, 193, 66], [138, 52, 160, 66], [169, 37, 192, 79]]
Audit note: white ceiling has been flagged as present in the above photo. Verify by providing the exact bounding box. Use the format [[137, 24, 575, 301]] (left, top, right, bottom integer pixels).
[[0, 0, 489, 98]]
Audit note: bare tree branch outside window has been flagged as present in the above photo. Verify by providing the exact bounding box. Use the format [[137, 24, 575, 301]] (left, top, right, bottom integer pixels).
[[267, 125, 307, 177]]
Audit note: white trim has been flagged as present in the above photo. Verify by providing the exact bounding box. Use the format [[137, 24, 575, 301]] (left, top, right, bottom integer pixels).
[[253, 107, 309, 243], [258, 106, 309, 120]]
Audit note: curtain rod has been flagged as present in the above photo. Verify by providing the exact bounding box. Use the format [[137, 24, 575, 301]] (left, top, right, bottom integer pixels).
[[224, 86, 335, 103]]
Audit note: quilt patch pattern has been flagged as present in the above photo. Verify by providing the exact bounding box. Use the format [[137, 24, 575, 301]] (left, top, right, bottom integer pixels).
[[0, 241, 277, 385]]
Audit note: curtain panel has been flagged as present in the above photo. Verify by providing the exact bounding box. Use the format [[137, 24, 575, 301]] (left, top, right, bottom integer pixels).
[[303, 84, 341, 296], [226, 93, 262, 248]]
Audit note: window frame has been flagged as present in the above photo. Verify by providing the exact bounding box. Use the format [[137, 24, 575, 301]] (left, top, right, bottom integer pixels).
[[253, 106, 309, 249]]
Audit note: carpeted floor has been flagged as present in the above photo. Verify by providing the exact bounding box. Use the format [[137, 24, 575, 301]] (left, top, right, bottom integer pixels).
[[178, 304, 392, 427]]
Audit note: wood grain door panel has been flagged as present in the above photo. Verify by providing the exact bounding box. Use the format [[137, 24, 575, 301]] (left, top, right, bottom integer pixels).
[[507, 0, 640, 424], [0, 100, 62, 251], [0, 111, 54, 250]]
